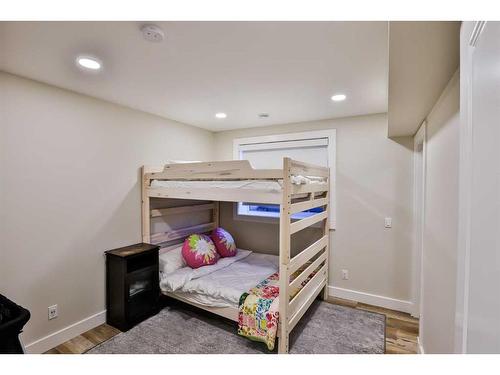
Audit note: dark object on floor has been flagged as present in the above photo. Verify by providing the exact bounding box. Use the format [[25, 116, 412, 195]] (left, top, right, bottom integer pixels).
[[87, 299, 386, 354], [0, 294, 31, 354], [105, 243, 160, 331]]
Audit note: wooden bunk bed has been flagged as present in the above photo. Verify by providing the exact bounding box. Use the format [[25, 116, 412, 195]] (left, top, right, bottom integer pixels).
[[141, 157, 330, 354]]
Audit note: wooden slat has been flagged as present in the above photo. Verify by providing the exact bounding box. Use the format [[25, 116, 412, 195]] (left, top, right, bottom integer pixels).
[[289, 235, 328, 275], [290, 211, 328, 234], [147, 187, 282, 204], [291, 183, 329, 195], [151, 203, 215, 218], [290, 159, 329, 178], [150, 222, 215, 244], [289, 263, 327, 317], [290, 197, 328, 215], [289, 250, 327, 292], [290, 166, 329, 178], [288, 277, 327, 332], [146, 160, 283, 181], [143, 165, 164, 174], [213, 201, 220, 227], [290, 159, 329, 172]]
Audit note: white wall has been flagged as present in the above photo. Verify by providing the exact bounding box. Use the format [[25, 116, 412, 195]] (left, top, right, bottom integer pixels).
[[213, 114, 415, 309], [0, 72, 214, 352], [419, 71, 459, 353]]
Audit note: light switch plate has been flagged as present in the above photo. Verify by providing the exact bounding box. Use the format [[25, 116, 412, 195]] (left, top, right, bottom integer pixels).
[[385, 217, 392, 228]]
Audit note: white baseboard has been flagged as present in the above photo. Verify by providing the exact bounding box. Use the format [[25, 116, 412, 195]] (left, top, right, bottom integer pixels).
[[24, 310, 106, 354], [417, 337, 425, 354], [328, 286, 413, 314]]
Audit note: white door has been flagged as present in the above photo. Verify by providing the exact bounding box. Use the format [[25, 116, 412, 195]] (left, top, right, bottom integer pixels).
[[457, 21, 500, 353]]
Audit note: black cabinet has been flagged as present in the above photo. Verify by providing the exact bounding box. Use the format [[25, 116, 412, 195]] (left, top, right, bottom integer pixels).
[[105, 243, 160, 331]]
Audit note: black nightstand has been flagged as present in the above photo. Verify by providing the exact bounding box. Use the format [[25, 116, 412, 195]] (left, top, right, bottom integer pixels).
[[105, 243, 160, 331]]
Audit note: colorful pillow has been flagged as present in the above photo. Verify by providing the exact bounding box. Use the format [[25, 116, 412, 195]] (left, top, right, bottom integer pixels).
[[211, 227, 237, 257], [182, 234, 219, 269]]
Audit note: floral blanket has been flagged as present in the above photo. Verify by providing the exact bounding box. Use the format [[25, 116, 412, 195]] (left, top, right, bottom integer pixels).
[[238, 272, 280, 350], [238, 266, 317, 351]]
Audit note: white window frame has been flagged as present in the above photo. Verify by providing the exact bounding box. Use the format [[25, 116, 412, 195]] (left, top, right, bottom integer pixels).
[[232, 129, 336, 230]]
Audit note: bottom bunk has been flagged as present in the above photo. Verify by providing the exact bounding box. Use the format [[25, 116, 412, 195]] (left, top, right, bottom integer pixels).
[[159, 246, 326, 352]]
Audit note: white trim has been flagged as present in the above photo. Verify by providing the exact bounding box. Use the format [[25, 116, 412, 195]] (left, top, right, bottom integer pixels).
[[469, 21, 487, 46], [412, 121, 427, 319], [417, 336, 425, 354], [24, 310, 106, 354], [454, 21, 480, 354], [232, 129, 337, 229], [238, 138, 328, 151], [233, 130, 336, 147], [328, 286, 413, 314]]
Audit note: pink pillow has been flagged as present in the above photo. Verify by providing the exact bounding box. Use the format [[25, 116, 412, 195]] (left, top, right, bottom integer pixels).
[[211, 227, 237, 257], [182, 234, 219, 269]]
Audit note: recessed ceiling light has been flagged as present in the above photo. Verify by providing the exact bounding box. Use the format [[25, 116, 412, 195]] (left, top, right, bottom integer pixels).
[[331, 94, 346, 102], [215, 112, 227, 119], [258, 113, 270, 118], [76, 55, 102, 71]]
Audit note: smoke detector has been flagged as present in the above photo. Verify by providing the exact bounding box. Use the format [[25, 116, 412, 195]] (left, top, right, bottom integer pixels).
[[141, 24, 165, 42]]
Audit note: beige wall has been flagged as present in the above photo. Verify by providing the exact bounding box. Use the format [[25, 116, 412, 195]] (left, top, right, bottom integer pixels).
[[213, 114, 415, 304], [0, 72, 214, 349], [419, 72, 459, 353]]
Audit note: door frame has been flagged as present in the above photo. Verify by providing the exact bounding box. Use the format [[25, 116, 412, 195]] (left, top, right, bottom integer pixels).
[[454, 20, 487, 354], [412, 120, 427, 319]]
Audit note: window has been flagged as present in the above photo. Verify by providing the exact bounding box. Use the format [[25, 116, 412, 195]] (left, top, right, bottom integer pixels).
[[233, 130, 336, 229]]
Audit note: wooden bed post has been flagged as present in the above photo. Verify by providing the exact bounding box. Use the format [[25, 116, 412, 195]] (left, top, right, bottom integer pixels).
[[322, 171, 331, 301], [141, 166, 151, 243], [213, 201, 220, 228], [278, 157, 292, 354]]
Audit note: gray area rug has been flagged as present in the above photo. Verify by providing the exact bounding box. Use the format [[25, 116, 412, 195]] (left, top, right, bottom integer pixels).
[[88, 300, 385, 354]]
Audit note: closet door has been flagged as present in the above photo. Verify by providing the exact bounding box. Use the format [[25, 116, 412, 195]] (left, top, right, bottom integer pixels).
[[461, 21, 500, 353]]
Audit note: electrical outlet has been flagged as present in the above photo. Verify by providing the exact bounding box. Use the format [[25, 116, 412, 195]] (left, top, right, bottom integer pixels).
[[341, 269, 349, 280], [385, 217, 392, 228], [48, 305, 58, 320]]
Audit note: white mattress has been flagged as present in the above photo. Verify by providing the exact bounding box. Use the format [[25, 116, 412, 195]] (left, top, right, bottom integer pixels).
[[151, 175, 326, 191], [160, 251, 279, 308]]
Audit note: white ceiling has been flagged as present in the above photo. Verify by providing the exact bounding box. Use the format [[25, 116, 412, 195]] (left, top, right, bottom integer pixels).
[[0, 21, 389, 131], [388, 21, 460, 137]]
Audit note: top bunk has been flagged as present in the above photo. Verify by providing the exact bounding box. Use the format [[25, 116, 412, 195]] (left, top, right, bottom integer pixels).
[[142, 158, 329, 204]]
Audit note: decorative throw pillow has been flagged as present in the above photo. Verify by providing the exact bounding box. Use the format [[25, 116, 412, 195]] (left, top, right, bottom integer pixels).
[[211, 227, 237, 257], [182, 234, 219, 269]]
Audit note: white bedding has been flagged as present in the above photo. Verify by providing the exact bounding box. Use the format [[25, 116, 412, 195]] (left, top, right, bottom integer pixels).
[[151, 175, 326, 191], [160, 250, 279, 308]]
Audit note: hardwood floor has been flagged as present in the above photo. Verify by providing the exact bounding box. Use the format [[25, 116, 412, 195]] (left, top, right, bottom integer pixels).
[[44, 324, 121, 354], [44, 298, 419, 354], [328, 297, 419, 354]]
